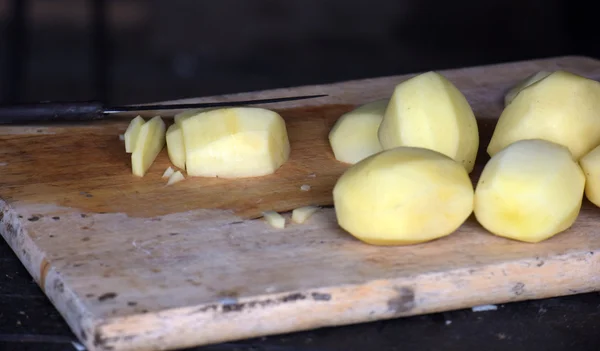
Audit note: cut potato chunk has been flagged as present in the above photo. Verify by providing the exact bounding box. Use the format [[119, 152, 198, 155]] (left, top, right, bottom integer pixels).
[[124, 116, 145, 153], [166, 170, 185, 185], [329, 99, 387, 164], [292, 206, 319, 224], [162, 166, 175, 178], [579, 144, 600, 207], [488, 70, 600, 160], [180, 107, 290, 178], [504, 71, 552, 106], [166, 124, 186, 169], [378, 71, 479, 173], [474, 139, 585, 243], [131, 116, 166, 177], [333, 147, 474, 245], [263, 210, 285, 229]]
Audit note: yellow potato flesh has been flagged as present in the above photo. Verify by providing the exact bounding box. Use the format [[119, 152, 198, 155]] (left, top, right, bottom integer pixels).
[[378, 71, 479, 173], [131, 116, 166, 177], [579, 144, 600, 207], [333, 147, 474, 245], [166, 123, 186, 169], [504, 71, 552, 106], [328, 99, 387, 164], [124, 116, 145, 153], [488, 70, 600, 160], [180, 107, 290, 178], [474, 139, 585, 243]]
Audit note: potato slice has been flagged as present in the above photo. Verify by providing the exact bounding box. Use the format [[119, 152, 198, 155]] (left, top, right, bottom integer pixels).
[[166, 124, 186, 169], [504, 71, 552, 106], [328, 99, 387, 164], [180, 107, 290, 178], [578, 144, 600, 207], [166, 170, 185, 185], [333, 147, 474, 245], [488, 70, 600, 160], [292, 206, 319, 224], [131, 116, 166, 177], [378, 72, 479, 173], [474, 139, 585, 243], [124, 116, 145, 153]]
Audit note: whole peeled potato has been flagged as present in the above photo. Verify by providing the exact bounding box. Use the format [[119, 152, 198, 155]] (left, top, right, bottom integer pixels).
[[377, 71, 479, 173], [488, 70, 600, 160], [474, 139, 585, 243], [333, 147, 474, 246], [578, 144, 600, 207]]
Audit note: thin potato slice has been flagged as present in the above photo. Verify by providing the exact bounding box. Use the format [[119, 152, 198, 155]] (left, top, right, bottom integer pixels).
[[124, 116, 145, 153], [166, 124, 186, 169], [131, 116, 166, 177]]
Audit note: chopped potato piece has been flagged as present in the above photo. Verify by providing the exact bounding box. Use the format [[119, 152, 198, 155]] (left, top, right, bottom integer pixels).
[[300, 184, 311, 191], [378, 72, 479, 173], [329, 99, 387, 164], [578, 144, 600, 207], [131, 116, 166, 177], [333, 147, 474, 245], [180, 107, 290, 178], [475, 139, 585, 243], [162, 166, 175, 178], [166, 124, 186, 169], [166, 170, 185, 185], [124, 116, 145, 153], [504, 71, 552, 106], [292, 206, 319, 224], [262, 210, 285, 229], [488, 70, 600, 160]]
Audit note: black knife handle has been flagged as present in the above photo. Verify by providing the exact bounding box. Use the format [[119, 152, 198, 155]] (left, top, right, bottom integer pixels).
[[0, 101, 105, 124]]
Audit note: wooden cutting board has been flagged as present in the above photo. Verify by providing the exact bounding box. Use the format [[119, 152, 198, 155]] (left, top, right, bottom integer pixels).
[[2, 56, 600, 351]]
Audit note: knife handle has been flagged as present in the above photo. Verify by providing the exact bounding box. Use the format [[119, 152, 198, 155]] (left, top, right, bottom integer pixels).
[[0, 101, 105, 125]]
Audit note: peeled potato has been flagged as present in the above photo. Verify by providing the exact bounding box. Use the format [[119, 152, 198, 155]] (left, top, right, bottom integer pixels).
[[328, 99, 387, 164], [578, 144, 600, 207], [378, 71, 479, 173], [474, 139, 585, 243], [504, 71, 552, 106], [180, 107, 290, 178], [124, 116, 145, 153], [488, 70, 600, 160], [131, 116, 166, 177], [166, 123, 186, 169], [333, 147, 474, 245]]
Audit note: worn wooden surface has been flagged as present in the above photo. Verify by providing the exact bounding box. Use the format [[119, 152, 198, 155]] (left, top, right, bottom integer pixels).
[[2, 56, 600, 351]]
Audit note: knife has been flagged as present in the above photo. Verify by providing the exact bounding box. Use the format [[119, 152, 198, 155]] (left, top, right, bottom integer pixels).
[[0, 94, 328, 125]]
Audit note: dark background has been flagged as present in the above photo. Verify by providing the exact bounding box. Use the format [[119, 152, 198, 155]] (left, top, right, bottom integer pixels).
[[1, 1, 600, 351], [1, 0, 599, 105]]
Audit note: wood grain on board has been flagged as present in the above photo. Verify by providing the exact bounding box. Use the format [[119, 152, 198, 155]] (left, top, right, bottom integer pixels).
[[2, 56, 600, 351]]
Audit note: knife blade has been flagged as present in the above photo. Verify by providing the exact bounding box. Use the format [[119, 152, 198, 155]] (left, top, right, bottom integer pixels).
[[0, 94, 328, 125]]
